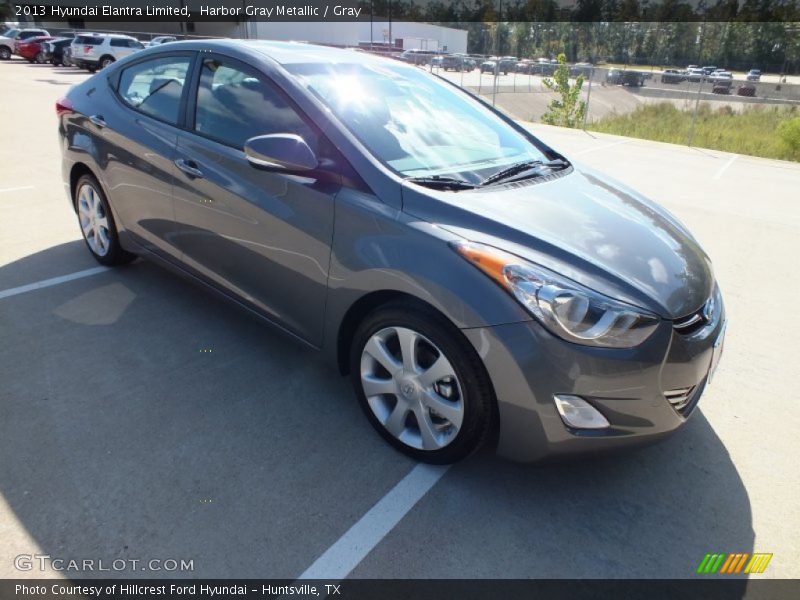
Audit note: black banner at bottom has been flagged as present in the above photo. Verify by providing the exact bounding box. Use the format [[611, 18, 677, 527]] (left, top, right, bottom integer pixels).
[[1, 579, 798, 600]]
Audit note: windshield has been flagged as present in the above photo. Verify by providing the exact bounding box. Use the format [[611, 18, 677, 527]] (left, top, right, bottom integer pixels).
[[286, 61, 549, 183]]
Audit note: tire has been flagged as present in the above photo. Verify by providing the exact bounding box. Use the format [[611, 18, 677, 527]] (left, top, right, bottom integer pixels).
[[0, 46, 10, 60], [36, 52, 47, 64], [99, 56, 115, 69], [350, 300, 496, 464], [74, 175, 136, 266]]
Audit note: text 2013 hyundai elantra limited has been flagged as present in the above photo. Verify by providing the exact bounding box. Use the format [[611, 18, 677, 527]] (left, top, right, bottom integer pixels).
[[59, 40, 726, 463]]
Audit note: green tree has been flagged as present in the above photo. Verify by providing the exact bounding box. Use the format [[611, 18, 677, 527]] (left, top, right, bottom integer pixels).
[[541, 53, 587, 128]]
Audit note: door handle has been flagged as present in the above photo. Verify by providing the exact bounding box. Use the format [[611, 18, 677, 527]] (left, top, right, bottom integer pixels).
[[175, 158, 204, 179], [89, 114, 106, 128]]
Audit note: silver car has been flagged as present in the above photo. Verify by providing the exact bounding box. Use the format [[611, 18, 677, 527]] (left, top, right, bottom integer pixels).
[[58, 40, 726, 463]]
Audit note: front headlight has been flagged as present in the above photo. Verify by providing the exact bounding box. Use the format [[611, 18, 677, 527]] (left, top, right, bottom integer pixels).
[[453, 241, 660, 348]]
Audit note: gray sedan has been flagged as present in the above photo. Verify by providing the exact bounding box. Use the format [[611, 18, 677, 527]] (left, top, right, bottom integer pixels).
[[58, 40, 726, 463]]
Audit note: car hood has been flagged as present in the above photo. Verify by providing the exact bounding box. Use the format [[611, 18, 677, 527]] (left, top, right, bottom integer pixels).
[[401, 164, 714, 319]]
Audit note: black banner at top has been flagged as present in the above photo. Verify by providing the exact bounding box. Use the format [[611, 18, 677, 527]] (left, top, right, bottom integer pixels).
[[6, 0, 800, 23]]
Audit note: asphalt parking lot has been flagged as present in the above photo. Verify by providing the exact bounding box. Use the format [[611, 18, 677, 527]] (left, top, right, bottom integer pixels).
[[1, 57, 799, 580]]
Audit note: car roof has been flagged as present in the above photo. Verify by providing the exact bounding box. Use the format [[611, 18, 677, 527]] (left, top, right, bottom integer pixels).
[[163, 39, 406, 67]]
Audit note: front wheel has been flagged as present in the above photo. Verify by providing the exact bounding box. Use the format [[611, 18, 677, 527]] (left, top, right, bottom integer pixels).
[[74, 175, 135, 266], [350, 301, 496, 464], [36, 51, 47, 64], [0, 46, 10, 60]]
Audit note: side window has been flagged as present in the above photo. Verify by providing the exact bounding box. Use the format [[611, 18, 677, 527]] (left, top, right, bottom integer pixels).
[[117, 56, 191, 125], [193, 57, 318, 152], [110, 38, 125, 47]]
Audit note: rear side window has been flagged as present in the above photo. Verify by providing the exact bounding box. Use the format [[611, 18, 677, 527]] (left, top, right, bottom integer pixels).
[[75, 35, 102, 45], [111, 38, 142, 48], [117, 56, 192, 125], [19, 31, 46, 40], [193, 57, 317, 151]]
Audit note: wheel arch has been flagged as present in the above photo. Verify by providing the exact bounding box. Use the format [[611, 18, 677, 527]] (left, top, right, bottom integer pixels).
[[69, 163, 97, 211], [336, 290, 426, 376]]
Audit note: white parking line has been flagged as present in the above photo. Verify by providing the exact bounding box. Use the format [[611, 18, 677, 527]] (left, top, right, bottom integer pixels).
[[298, 463, 450, 580], [0, 266, 109, 300], [0, 186, 35, 194], [713, 154, 739, 180], [573, 139, 630, 156]]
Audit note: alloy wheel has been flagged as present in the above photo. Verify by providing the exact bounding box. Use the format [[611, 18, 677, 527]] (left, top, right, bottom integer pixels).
[[360, 326, 465, 451], [0, 48, 9, 60], [77, 183, 111, 257]]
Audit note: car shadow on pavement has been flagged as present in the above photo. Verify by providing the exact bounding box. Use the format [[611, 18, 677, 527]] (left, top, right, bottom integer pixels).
[[0, 243, 752, 586], [0, 243, 415, 578], [350, 391, 754, 588]]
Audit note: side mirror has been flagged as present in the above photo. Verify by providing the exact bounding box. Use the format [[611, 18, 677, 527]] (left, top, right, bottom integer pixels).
[[244, 134, 318, 172]]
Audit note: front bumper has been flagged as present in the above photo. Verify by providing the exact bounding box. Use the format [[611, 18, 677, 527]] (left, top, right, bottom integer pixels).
[[464, 300, 726, 462]]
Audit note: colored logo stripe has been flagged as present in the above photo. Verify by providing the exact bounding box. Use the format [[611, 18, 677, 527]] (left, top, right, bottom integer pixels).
[[697, 553, 772, 574]]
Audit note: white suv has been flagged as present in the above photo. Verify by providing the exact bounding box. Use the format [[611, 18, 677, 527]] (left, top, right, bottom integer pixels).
[[70, 33, 144, 72]]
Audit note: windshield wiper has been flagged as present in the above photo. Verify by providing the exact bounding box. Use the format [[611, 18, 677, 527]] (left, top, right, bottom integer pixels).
[[405, 176, 477, 191], [479, 158, 569, 187]]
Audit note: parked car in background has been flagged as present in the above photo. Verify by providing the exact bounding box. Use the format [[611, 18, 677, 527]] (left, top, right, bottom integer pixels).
[[737, 83, 756, 97], [709, 70, 733, 83], [661, 69, 686, 83], [480, 59, 497, 74], [400, 48, 438, 65], [58, 40, 726, 464], [747, 69, 761, 82], [701, 65, 718, 75], [16, 36, 55, 63], [41, 37, 74, 66], [146, 35, 177, 47], [515, 59, 533, 73], [686, 67, 706, 82], [441, 54, 472, 71], [606, 68, 646, 86], [70, 33, 144, 72], [497, 57, 517, 74], [711, 74, 733, 94], [0, 28, 49, 60], [569, 62, 593, 77]]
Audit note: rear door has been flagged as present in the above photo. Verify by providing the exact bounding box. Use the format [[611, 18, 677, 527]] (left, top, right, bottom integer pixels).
[[98, 52, 196, 261], [171, 53, 341, 345]]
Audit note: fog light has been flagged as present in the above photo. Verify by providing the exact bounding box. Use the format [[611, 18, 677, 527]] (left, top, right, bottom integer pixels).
[[553, 395, 610, 429]]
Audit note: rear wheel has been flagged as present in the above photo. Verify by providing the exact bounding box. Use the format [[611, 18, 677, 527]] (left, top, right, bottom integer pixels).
[[74, 175, 135, 266], [0, 46, 10, 60], [350, 301, 495, 464], [35, 51, 47, 64], [99, 55, 115, 69]]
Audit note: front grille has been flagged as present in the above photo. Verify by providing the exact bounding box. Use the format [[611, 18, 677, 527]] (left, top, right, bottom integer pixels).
[[673, 311, 705, 334], [673, 290, 717, 335], [664, 386, 696, 413]]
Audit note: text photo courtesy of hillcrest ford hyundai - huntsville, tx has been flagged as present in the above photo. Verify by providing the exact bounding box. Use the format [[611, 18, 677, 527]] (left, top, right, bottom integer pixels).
[[0, 0, 799, 598]]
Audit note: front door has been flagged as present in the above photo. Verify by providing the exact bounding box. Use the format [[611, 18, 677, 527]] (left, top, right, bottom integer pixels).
[[171, 54, 339, 346]]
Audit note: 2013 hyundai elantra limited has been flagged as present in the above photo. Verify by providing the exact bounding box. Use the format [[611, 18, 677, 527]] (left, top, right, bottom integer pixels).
[[58, 40, 726, 463]]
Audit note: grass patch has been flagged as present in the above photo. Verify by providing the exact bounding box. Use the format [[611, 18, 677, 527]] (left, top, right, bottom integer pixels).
[[588, 102, 800, 161]]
